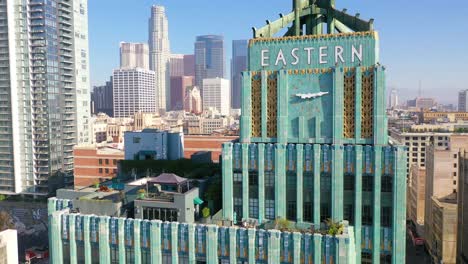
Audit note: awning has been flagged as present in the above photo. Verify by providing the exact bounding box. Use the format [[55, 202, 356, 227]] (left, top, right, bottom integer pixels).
[[193, 197, 204, 205]]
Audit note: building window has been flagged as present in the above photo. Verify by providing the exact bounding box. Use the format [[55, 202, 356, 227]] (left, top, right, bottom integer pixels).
[[344, 175, 355, 191], [454, 154, 458, 159], [265, 200, 275, 220], [362, 205, 373, 225], [105, 159, 109, 165], [382, 177, 393, 193], [454, 163, 457, 168], [380, 254, 392, 264], [287, 201, 296, 221], [105, 168, 109, 174], [320, 204, 330, 222], [381, 206, 391, 227], [99, 168, 103, 174], [303, 202, 312, 222], [113, 159, 117, 165], [99, 159, 102, 165], [453, 172, 457, 177], [133, 137, 141, 143], [362, 176, 374, 192], [249, 199, 259, 218], [233, 173, 242, 183], [344, 204, 354, 224], [249, 172, 258, 186]]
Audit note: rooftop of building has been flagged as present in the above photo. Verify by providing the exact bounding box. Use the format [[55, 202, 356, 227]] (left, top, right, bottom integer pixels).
[[74, 142, 124, 155]]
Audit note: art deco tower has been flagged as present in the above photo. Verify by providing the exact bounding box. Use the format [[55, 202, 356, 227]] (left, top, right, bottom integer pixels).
[[149, 5, 170, 111], [222, 0, 408, 263]]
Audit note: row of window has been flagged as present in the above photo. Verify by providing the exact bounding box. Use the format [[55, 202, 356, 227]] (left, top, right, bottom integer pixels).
[[98, 158, 117, 165]]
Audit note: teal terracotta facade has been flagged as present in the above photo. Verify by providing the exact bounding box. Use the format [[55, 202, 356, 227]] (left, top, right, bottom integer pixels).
[[48, 198, 357, 263], [222, 1, 407, 263]]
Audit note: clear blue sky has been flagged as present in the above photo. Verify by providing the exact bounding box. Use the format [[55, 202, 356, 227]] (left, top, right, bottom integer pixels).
[[89, 0, 468, 104]]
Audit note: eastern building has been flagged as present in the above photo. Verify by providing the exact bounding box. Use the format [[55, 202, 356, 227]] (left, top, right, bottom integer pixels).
[[202, 78, 230, 116], [91, 77, 113, 116], [120, 42, 149, 70], [459, 89, 468, 112], [112, 68, 156, 118], [231, 40, 248, 109], [0, 0, 91, 194], [194, 35, 225, 90], [221, 0, 407, 262], [388, 88, 398, 109], [48, 1, 404, 263], [149, 5, 170, 111]]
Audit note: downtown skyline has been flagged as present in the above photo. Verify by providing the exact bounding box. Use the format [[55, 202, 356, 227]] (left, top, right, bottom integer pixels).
[[88, 0, 468, 104]]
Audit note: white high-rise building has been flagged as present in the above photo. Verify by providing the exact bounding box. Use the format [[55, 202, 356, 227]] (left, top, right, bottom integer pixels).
[[149, 5, 170, 112], [388, 88, 399, 109], [0, 0, 91, 194], [202, 78, 230, 116], [113, 68, 156, 118], [120, 42, 149, 70]]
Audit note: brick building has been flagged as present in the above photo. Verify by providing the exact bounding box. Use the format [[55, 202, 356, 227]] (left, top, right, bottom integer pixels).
[[73, 144, 124, 188], [183, 135, 237, 162]]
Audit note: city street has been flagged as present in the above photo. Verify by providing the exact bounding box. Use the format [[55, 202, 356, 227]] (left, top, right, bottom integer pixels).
[[406, 233, 431, 263]]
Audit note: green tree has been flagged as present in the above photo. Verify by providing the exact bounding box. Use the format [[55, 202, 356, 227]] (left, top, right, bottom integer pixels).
[[324, 218, 344, 236]]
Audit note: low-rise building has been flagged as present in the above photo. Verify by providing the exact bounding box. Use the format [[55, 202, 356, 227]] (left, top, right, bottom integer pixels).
[[132, 173, 202, 223], [428, 194, 458, 264], [184, 135, 237, 162], [48, 197, 357, 264], [421, 111, 468, 123], [124, 129, 184, 161], [73, 143, 124, 188], [408, 165, 426, 236]]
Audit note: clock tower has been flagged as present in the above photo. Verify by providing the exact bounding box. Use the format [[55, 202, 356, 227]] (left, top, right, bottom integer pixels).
[[222, 0, 407, 263]]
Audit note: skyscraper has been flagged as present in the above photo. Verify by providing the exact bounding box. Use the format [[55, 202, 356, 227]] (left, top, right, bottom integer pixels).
[[194, 35, 225, 90], [0, 0, 91, 194], [170, 76, 194, 111], [388, 88, 398, 109], [120, 42, 149, 70], [221, 0, 407, 263], [202, 78, 230, 116], [113, 68, 156, 118], [91, 78, 113, 116], [231, 40, 248, 109], [183, 54, 195, 76], [459, 89, 468, 112], [169, 54, 184, 77], [149, 5, 170, 111]]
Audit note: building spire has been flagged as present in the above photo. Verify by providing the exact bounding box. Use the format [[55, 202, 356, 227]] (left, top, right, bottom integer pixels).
[[253, 0, 373, 38]]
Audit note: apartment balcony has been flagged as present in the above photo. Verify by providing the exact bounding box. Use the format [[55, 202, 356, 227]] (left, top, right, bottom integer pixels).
[[28, 1, 44, 6], [59, 18, 72, 26]]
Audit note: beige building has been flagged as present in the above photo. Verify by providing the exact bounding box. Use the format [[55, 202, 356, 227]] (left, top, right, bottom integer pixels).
[[390, 129, 450, 172], [425, 135, 468, 263], [408, 165, 426, 236], [421, 111, 468, 123], [133, 112, 162, 131], [458, 149, 468, 264], [428, 194, 458, 264]]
